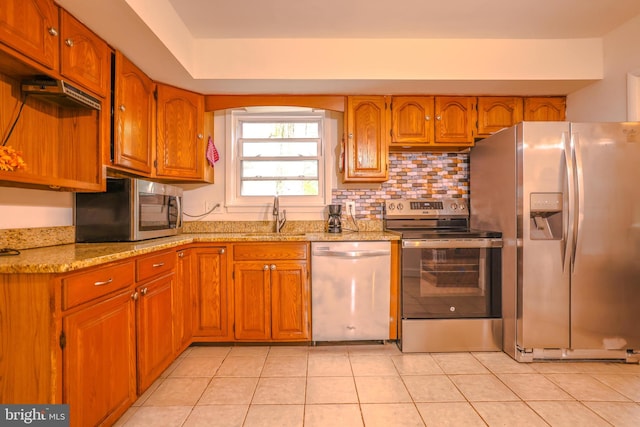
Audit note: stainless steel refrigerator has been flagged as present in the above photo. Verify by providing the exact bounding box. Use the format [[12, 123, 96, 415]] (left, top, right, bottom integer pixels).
[[470, 121, 640, 362]]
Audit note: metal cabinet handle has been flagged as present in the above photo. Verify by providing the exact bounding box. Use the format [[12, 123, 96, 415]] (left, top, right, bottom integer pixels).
[[197, 133, 203, 139], [119, 105, 126, 112], [65, 38, 74, 47], [178, 252, 184, 258], [140, 287, 148, 296], [152, 262, 165, 268], [48, 27, 58, 37], [220, 248, 225, 254], [131, 291, 139, 301], [270, 264, 276, 270], [436, 115, 442, 120], [263, 265, 269, 270], [93, 278, 113, 286], [425, 115, 431, 121]]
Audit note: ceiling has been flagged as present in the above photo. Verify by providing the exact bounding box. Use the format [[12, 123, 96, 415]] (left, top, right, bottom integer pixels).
[[167, 0, 640, 39], [56, 0, 640, 96]]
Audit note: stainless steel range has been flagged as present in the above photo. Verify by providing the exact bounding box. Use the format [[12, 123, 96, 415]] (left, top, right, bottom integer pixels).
[[384, 198, 503, 353]]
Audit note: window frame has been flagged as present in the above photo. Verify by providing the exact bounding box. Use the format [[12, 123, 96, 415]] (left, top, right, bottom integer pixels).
[[224, 108, 331, 213]]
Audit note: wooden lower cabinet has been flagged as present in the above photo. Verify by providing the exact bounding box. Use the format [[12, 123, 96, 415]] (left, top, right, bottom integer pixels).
[[232, 243, 310, 341], [135, 270, 175, 394], [63, 289, 137, 427], [191, 245, 232, 341], [175, 247, 194, 351]]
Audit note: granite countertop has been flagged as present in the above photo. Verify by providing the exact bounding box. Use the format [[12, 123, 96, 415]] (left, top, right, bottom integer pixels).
[[0, 231, 400, 274]]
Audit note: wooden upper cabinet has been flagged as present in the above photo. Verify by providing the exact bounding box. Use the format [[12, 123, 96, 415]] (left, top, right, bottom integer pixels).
[[155, 84, 208, 181], [0, 0, 59, 71], [112, 51, 155, 174], [434, 96, 477, 145], [524, 97, 566, 121], [476, 97, 524, 137], [390, 96, 434, 145], [344, 96, 389, 182], [59, 10, 111, 97]]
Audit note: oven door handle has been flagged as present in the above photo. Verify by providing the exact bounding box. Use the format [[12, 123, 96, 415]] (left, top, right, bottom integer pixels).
[[402, 239, 503, 249]]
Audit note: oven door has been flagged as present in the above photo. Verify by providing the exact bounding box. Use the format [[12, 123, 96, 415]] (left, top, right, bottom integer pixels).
[[401, 238, 502, 319]]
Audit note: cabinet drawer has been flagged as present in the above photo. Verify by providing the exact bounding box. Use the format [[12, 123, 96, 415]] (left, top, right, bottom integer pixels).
[[136, 251, 176, 282], [233, 243, 308, 261], [62, 262, 135, 310]]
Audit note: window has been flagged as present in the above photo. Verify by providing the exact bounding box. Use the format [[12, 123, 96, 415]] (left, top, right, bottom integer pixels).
[[226, 108, 328, 210]]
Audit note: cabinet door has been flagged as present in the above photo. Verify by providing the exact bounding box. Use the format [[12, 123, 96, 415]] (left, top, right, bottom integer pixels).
[[390, 96, 434, 145], [112, 51, 155, 174], [59, 10, 111, 97], [270, 261, 310, 340], [156, 84, 206, 180], [344, 96, 389, 182], [175, 248, 194, 352], [63, 290, 136, 427], [434, 96, 477, 145], [192, 247, 232, 340], [136, 274, 174, 394], [524, 97, 566, 121], [476, 97, 523, 137], [233, 262, 271, 340], [0, 0, 59, 70]]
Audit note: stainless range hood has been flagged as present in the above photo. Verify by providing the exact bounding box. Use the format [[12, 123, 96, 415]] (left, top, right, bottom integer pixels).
[[21, 77, 101, 110]]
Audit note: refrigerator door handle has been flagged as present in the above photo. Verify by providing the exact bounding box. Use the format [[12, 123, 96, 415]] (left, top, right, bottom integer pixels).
[[563, 131, 575, 273], [571, 132, 584, 272]]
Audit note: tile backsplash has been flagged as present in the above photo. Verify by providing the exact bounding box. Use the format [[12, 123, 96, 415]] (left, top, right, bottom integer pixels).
[[332, 152, 469, 220]]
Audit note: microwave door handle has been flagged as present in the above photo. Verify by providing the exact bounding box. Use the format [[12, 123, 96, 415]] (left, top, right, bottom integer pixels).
[[176, 196, 183, 229]]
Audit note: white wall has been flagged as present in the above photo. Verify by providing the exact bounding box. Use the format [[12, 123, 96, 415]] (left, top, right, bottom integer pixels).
[[0, 187, 73, 228], [566, 14, 640, 121]]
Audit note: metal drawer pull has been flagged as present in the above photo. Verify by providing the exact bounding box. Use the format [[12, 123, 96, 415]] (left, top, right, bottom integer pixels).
[[152, 262, 165, 268], [94, 278, 113, 286]]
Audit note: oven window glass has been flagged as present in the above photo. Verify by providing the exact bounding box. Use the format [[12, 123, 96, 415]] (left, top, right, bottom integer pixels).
[[402, 246, 500, 319], [139, 193, 180, 230]]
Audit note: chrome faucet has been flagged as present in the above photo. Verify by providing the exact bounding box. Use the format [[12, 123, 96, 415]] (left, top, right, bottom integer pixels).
[[273, 195, 286, 233]]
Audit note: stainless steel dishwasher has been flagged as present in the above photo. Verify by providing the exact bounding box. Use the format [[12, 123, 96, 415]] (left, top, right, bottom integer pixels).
[[311, 241, 391, 342]]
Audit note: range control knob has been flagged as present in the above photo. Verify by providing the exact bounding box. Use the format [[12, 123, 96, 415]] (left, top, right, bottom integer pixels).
[[450, 203, 458, 210], [397, 202, 404, 211], [388, 203, 395, 211]]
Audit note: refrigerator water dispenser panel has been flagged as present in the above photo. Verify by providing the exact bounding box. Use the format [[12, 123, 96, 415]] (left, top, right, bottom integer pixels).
[[530, 192, 563, 240]]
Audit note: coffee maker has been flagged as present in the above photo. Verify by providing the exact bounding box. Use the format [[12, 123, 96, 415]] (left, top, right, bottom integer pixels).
[[327, 204, 342, 233]]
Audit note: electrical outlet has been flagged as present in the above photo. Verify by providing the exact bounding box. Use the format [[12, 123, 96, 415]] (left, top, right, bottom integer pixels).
[[205, 201, 221, 214], [346, 201, 356, 216]]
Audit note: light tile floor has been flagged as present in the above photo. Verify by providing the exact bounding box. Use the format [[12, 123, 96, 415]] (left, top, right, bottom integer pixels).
[[114, 343, 640, 427]]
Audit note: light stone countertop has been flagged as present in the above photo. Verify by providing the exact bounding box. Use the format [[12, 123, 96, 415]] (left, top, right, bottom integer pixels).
[[0, 231, 400, 274]]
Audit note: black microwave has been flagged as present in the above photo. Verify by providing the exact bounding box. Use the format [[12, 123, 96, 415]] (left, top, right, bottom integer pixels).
[[75, 178, 183, 242]]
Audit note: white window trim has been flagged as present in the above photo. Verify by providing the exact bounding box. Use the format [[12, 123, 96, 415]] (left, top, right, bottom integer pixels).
[[224, 108, 333, 214]]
